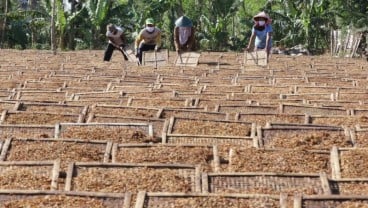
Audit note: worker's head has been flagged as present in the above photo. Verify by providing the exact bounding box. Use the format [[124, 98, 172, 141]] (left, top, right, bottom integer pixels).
[[253, 11, 271, 26], [107, 24, 117, 33], [145, 18, 155, 33]]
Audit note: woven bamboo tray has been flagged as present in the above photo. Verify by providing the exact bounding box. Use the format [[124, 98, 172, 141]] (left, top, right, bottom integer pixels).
[[229, 92, 280, 100], [337, 92, 368, 101], [71, 91, 123, 101], [174, 51, 201, 67], [0, 138, 112, 168], [191, 92, 229, 100], [307, 114, 367, 128], [91, 104, 161, 118], [248, 85, 292, 94], [273, 77, 307, 85], [128, 97, 191, 108], [135, 191, 286, 208], [0, 190, 131, 208], [64, 162, 201, 193], [16, 102, 88, 115], [0, 110, 84, 125], [14, 91, 68, 102], [0, 101, 17, 112], [109, 84, 153, 93], [0, 160, 59, 190], [0, 90, 14, 100], [331, 147, 368, 179], [306, 77, 354, 87], [228, 147, 331, 175], [122, 90, 177, 99], [294, 86, 337, 94], [350, 128, 368, 147], [111, 143, 220, 172], [63, 79, 112, 89], [87, 114, 165, 140], [280, 93, 335, 101], [237, 113, 307, 126], [166, 116, 255, 138], [202, 172, 331, 195], [257, 125, 352, 149], [0, 124, 55, 139], [164, 117, 257, 153], [63, 99, 128, 106], [22, 80, 66, 89], [142, 49, 169, 67], [55, 123, 154, 143], [0, 80, 22, 89], [159, 108, 228, 120], [294, 195, 368, 208], [281, 103, 349, 116], [310, 100, 362, 109], [216, 104, 280, 114], [351, 108, 368, 116], [154, 83, 200, 92], [200, 84, 246, 93], [336, 87, 368, 94], [329, 178, 368, 195]]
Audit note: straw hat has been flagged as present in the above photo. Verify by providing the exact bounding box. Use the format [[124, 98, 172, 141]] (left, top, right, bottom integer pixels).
[[175, 16, 193, 27], [253, 11, 271, 23]]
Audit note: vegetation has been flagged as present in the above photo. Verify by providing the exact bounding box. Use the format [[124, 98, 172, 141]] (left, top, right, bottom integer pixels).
[[0, 0, 367, 53]]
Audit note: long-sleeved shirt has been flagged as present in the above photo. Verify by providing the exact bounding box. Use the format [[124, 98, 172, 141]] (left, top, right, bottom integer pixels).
[[135, 27, 161, 49]]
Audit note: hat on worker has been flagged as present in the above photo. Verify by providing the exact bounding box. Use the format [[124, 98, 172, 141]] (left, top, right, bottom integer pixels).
[[145, 18, 155, 25], [175, 16, 193, 27], [253, 11, 271, 23]]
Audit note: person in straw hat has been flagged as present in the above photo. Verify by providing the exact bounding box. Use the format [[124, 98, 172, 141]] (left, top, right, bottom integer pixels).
[[174, 15, 195, 54], [135, 18, 162, 64], [245, 11, 273, 61]]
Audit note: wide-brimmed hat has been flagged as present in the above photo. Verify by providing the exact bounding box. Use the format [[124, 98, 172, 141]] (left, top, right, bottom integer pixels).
[[253, 11, 272, 24], [175, 16, 193, 27], [253, 11, 270, 21], [145, 18, 155, 25]]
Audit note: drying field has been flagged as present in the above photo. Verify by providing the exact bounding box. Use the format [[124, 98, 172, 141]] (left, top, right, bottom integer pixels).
[[0, 49, 368, 207]]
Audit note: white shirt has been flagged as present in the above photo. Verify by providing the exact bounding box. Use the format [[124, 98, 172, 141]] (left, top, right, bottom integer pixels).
[[178, 27, 191, 45], [106, 27, 124, 46]]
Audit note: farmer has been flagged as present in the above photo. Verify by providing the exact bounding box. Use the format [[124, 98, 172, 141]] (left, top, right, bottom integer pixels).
[[174, 15, 195, 54], [135, 18, 162, 64], [245, 11, 273, 61], [103, 24, 128, 62]]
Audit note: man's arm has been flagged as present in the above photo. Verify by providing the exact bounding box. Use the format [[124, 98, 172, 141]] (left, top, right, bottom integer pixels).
[[173, 27, 180, 52], [154, 31, 162, 50], [246, 31, 256, 51], [186, 27, 196, 50]]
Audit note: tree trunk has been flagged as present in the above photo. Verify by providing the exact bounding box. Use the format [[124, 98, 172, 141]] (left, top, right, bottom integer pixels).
[[51, 0, 57, 54], [1, 0, 8, 47]]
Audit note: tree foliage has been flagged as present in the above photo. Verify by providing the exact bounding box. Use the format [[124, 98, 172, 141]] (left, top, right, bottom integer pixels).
[[0, 0, 366, 53]]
